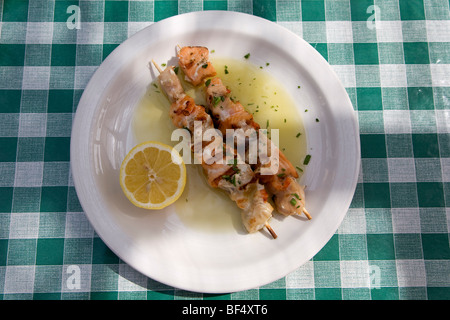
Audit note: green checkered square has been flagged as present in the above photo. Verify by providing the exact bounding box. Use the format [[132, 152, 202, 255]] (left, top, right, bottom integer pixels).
[[48, 90, 74, 113], [104, 1, 129, 22], [0, 44, 26, 66], [2, 0, 29, 22], [360, 134, 387, 158], [36, 238, 65, 265], [363, 183, 391, 208], [350, 0, 374, 21], [399, 0, 425, 20], [40, 186, 68, 212], [53, 0, 79, 23], [51, 44, 77, 66], [403, 42, 430, 64], [44, 137, 71, 161], [0, 90, 21, 113], [302, 0, 325, 21], [253, 0, 277, 21]]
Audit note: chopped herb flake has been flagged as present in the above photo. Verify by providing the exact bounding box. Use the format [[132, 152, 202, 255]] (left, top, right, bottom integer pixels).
[[173, 66, 179, 74], [244, 53, 250, 59], [303, 154, 311, 165], [205, 79, 211, 86], [296, 132, 301, 138], [290, 198, 297, 206]]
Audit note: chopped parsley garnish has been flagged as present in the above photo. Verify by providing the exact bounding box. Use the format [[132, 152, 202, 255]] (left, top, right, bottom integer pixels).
[[303, 154, 311, 165], [296, 132, 301, 138], [244, 53, 250, 59], [173, 66, 179, 74], [205, 79, 211, 87], [202, 63, 208, 69], [290, 198, 297, 206]]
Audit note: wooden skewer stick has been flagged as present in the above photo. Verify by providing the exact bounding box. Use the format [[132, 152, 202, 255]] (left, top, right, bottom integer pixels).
[[303, 207, 312, 220], [152, 59, 163, 73], [265, 222, 278, 239], [152, 58, 278, 240]]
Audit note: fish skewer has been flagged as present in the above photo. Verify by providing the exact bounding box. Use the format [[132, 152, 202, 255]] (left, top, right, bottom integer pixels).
[[152, 60, 277, 238], [176, 46, 311, 220]]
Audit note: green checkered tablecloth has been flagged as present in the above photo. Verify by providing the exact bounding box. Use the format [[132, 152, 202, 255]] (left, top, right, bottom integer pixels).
[[1, 0, 449, 301]]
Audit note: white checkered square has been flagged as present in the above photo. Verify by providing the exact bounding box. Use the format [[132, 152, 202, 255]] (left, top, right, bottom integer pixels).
[[388, 158, 416, 182], [352, 21, 377, 43], [426, 20, 450, 42], [25, 22, 53, 44], [22, 66, 50, 90], [331, 65, 356, 87], [375, 21, 403, 43], [277, 21, 302, 37], [127, 22, 153, 38], [436, 110, 450, 133], [15, 162, 43, 187], [76, 22, 104, 44], [18, 113, 47, 137], [380, 64, 407, 87], [383, 110, 411, 134], [61, 264, 92, 293], [285, 261, 314, 288], [442, 158, 450, 182], [340, 260, 370, 288], [396, 260, 427, 287], [4, 266, 35, 294], [326, 21, 353, 43], [431, 64, 450, 86], [410, 110, 437, 133], [391, 208, 421, 233], [338, 208, 366, 234], [9, 212, 40, 239]]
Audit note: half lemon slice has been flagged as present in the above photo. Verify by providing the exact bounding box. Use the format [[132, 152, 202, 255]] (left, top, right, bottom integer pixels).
[[119, 141, 186, 210]]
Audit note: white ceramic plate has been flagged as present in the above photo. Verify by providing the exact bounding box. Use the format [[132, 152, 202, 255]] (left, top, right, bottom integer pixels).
[[71, 11, 360, 293]]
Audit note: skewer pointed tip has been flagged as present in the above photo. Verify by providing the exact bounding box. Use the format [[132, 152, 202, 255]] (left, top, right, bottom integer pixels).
[[151, 59, 163, 73], [265, 222, 277, 239], [303, 207, 312, 220]]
